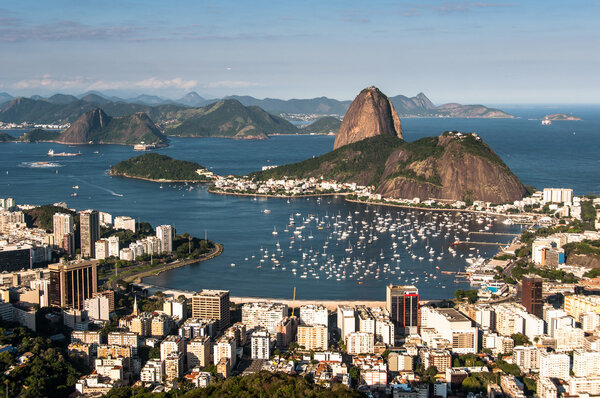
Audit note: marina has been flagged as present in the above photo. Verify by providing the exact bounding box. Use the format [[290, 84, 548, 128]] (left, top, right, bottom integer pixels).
[[0, 110, 598, 300]]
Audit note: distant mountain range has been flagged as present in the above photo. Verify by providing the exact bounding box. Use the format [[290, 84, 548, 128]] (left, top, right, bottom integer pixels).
[[164, 99, 297, 139], [0, 90, 513, 123]]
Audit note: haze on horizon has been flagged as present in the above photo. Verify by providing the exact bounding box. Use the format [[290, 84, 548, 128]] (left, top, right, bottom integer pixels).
[[0, 0, 598, 104]]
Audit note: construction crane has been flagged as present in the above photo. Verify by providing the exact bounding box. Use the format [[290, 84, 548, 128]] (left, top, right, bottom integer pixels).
[[291, 286, 296, 317]]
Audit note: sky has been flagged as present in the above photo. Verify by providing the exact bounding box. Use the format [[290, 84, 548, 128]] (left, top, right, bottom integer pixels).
[[0, 0, 598, 104]]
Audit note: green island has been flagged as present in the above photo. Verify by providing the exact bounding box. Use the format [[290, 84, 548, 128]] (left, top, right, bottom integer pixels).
[[110, 153, 215, 182], [18, 128, 62, 142]]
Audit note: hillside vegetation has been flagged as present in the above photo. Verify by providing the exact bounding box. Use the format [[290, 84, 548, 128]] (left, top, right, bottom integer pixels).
[[252, 134, 405, 187], [300, 116, 341, 134], [110, 153, 213, 182], [165, 99, 298, 139]]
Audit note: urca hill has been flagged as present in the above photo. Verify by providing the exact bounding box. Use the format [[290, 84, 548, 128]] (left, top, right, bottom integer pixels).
[[255, 86, 527, 204]]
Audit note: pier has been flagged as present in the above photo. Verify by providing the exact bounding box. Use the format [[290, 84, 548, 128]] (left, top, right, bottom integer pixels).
[[453, 241, 507, 246], [468, 231, 520, 237]]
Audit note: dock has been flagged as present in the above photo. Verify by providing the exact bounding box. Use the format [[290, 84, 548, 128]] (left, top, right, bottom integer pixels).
[[453, 241, 507, 246], [468, 231, 520, 237]]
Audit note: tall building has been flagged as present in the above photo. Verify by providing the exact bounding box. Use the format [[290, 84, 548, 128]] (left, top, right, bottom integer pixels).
[[251, 329, 271, 359], [573, 350, 600, 378], [161, 335, 186, 362], [187, 336, 212, 369], [107, 237, 120, 257], [192, 290, 230, 330], [522, 275, 543, 318], [156, 225, 173, 254], [347, 331, 375, 355], [95, 240, 109, 260], [241, 302, 287, 334], [84, 295, 109, 321], [539, 351, 570, 380], [297, 325, 328, 351], [299, 304, 328, 328], [48, 261, 98, 309], [79, 210, 100, 259], [337, 305, 356, 342], [386, 285, 419, 335], [53, 213, 73, 250]]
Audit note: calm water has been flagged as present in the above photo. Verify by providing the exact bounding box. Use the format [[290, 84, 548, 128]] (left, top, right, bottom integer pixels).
[[1, 106, 598, 300]]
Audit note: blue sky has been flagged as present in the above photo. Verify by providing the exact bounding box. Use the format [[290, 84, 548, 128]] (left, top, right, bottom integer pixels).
[[0, 0, 598, 103]]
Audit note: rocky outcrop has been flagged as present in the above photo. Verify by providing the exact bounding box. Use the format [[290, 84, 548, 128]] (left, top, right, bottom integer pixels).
[[333, 86, 402, 150], [59, 108, 167, 145], [376, 132, 527, 203], [257, 131, 527, 204], [59, 108, 110, 143]]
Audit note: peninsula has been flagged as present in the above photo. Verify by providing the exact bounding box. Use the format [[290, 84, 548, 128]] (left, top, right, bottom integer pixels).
[[109, 153, 215, 182], [250, 86, 527, 204]]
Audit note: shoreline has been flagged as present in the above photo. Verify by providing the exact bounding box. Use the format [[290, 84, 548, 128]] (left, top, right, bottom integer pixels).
[[109, 171, 213, 184], [208, 188, 350, 199], [134, 283, 441, 310], [118, 243, 223, 285]]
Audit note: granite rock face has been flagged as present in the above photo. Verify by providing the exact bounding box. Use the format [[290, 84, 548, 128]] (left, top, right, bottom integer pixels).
[[333, 86, 402, 150]]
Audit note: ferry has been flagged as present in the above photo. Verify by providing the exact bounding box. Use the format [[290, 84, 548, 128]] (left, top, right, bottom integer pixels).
[[48, 149, 81, 157]]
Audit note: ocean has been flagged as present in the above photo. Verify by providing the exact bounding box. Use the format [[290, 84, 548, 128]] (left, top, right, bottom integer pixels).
[[0, 105, 598, 300]]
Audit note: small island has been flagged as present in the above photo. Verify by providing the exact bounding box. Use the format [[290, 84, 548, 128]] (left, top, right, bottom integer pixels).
[[543, 113, 581, 121], [109, 153, 215, 182]]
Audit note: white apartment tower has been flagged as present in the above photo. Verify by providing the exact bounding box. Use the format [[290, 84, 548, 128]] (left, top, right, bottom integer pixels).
[[156, 225, 173, 253]]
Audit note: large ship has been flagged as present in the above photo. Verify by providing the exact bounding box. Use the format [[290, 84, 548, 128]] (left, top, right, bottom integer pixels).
[[47, 149, 82, 157]]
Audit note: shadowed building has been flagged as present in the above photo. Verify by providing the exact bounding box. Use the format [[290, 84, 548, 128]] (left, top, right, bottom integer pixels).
[[48, 261, 98, 310], [522, 275, 543, 318], [386, 284, 419, 336]]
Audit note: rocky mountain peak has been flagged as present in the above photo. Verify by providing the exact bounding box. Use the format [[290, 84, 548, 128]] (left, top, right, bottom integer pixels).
[[333, 86, 402, 150]]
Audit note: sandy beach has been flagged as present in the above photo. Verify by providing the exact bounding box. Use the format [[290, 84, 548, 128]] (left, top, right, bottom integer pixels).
[[134, 282, 440, 310]]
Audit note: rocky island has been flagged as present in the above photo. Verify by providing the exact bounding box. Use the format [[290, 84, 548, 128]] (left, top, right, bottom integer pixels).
[[543, 113, 581, 121], [109, 153, 215, 182]]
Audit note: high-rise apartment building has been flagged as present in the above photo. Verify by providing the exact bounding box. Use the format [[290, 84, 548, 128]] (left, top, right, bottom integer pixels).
[[539, 351, 570, 380], [79, 210, 100, 259], [192, 290, 230, 330], [251, 330, 271, 359], [337, 305, 356, 342], [299, 304, 328, 328], [242, 302, 287, 334], [53, 213, 73, 250], [187, 336, 211, 369], [156, 225, 173, 254], [297, 325, 328, 351], [386, 285, 419, 335], [522, 275, 543, 318], [48, 261, 98, 309]]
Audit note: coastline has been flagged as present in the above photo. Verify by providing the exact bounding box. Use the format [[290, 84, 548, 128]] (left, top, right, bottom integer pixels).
[[134, 283, 442, 310], [109, 171, 213, 184], [208, 188, 350, 199], [117, 243, 223, 285]]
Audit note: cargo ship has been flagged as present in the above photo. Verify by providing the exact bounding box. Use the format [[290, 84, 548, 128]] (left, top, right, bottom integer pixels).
[[48, 149, 81, 157]]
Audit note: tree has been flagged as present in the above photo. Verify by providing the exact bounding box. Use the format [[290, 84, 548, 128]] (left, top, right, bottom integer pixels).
[[349, 366, 360, 384], [462, 375, 483, 393], [511, 333, 530, 346]]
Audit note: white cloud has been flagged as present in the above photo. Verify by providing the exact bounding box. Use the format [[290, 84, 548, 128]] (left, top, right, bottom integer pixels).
[[88, 77, 198, 91], [12, 75, 198, 92], [13, 75, 86, 89], [205, 80, 259, 89]]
